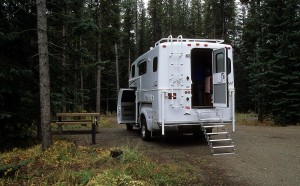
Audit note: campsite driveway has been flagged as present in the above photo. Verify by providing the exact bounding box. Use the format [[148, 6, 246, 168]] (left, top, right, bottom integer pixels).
[[211, 125, 300, 186], [62, 121, 300, 186]]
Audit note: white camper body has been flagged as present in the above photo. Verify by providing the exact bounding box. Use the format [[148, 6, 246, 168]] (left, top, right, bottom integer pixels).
[[117, 36, 235, 143]]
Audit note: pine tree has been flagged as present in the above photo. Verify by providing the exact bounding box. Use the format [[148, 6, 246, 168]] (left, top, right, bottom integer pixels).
[[258, 0, 300, 124], [203, 0, 235, 41], [37, 0, 52, 150], [148, 0, 163, 43], [190, 0, 204, 38]]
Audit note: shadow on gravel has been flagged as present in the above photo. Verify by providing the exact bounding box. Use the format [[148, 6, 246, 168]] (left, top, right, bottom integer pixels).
[[128, 129, 208, 148]]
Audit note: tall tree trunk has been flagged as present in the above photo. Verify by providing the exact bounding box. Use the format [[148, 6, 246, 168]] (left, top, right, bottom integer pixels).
[[135, 0, 138, 58], [220, 0, 225, 39], [96, 6, 101, 113], [36, 0, 52, 150], [62, 25, 67, 113], [79, 37, 84, 110], [115, 43, 119, 92], [62, 2, 67, 113], [128, 49, 131, 78], [96, 56, 101, 113]]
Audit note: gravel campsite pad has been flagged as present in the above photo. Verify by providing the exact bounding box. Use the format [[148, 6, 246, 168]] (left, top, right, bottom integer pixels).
[[57, 120, 300, 186]]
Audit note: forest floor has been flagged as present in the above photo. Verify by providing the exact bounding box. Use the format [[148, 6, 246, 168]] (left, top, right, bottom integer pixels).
[[58, 116, 300, 186]]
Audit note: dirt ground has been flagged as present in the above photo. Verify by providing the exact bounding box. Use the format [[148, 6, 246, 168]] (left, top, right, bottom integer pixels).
[[58, 121, 300, 186]]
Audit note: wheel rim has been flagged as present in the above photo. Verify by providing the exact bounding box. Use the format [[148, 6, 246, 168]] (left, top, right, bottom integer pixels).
[[141, 122, 146, 138]]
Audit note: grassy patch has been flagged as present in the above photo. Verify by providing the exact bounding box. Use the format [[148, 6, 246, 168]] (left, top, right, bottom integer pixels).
[[236, 113, 273, 126], [0, 140, 202, 185]]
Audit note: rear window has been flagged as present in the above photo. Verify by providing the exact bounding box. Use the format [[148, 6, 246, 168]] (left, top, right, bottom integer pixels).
[[216, 53, 225, 73]]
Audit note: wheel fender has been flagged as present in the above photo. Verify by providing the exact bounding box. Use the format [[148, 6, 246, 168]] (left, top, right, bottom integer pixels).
[[139, 105, 153, 131]]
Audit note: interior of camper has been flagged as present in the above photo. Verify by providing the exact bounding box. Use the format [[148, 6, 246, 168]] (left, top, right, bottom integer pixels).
[[191, 48, 213, 108]]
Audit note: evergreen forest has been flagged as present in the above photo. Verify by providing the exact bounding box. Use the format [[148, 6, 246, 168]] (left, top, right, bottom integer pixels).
[[1, 0, 299, 146]]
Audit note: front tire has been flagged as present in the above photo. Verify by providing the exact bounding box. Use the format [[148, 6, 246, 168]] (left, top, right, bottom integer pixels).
[[140, 116, 150, 141]]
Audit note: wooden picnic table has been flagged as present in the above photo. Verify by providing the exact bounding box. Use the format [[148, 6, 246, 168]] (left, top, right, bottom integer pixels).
[[56, 113, 100, 144]]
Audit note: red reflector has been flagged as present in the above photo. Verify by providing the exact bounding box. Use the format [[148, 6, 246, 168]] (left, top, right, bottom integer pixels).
[[185, 106, 190, 109], [187, 43, 191, 46], [162, 45, 166, 48], [196, 43, 200, 46], [168, 93, 177, 99], [204, 44, 208, 47]]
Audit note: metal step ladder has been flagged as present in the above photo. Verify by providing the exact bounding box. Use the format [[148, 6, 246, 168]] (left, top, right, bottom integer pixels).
[[200, 120, 236, 155], [168, 35, 184, 108]]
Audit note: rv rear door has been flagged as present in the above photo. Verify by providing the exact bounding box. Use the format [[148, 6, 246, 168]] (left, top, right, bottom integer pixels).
[[212, 48, 228, 107], [117, 89, 136, 124]]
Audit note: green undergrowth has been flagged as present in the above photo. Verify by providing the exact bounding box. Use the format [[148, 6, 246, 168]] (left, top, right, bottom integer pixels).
[[236, 113, 273, 126], [0, 140, 200, 185]]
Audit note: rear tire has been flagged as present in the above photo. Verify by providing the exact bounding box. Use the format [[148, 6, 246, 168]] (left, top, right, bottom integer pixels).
[[140, 116, 150, 141], [192, 126, 202, 137], [126, 124, 133, 131]]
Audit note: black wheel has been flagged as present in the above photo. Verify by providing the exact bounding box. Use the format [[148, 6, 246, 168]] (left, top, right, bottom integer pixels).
[[126, 124, 133, 131], [193, 126, 202, 138], [140, 116, 150, 141]]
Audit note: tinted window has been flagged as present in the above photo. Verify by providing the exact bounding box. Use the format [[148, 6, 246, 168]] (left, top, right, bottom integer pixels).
[[138, 61, 147, 75], [153, 57, 158, 72], [216, 53, 225, 73], [227, 58, 231, 74]]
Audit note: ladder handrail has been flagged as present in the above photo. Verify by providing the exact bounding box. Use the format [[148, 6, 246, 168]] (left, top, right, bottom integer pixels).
[[155, 35, 224, 46], [167, 35, 173, 56], [177, 35, 183, 56]]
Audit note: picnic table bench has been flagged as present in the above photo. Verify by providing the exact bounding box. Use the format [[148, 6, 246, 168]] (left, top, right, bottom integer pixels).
[[56, 113, 100, 144]]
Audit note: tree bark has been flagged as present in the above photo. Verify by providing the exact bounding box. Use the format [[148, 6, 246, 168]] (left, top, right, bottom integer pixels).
[[115, 43, 119, 92], [128, 49, 131, 78], [62, 25, 67, 113], [80, 37, 84, 110], [96, 60, 101, 113], [95, 6, 101, 113], [36, 0, 52, 150]]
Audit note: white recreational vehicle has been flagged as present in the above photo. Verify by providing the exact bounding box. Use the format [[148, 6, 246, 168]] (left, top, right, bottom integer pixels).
[[117, 35, 236, 155]]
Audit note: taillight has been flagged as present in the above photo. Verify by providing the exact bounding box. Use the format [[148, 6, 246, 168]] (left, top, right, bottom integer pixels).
[[168, 93, 177, 99]]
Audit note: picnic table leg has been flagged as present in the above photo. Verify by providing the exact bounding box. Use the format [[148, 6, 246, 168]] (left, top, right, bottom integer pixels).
[[91, 116, 97, 144], [58, 116, 62, 133], [95, 116, 99, 133]]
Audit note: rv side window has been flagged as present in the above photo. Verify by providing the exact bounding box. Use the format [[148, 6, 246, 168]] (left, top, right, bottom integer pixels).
[[131, 65, 135, 78], [138, 61, 147, 75], [227, 58, 231, 74], [216, 53, 225, 73], [153, 57, 158, 72]]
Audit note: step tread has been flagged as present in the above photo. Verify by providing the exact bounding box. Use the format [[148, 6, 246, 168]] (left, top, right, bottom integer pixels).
[[212, 145, 235, 149], [201, 122, 223, 125], [213, 152, 235, 156], [202, 125, 225, 128], [206, 132, 228, 135], [209, 139, 232, 142]]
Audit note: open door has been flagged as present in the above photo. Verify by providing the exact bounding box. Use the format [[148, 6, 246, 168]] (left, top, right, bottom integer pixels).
[[117, 89, 136, 124], [212, 48, 228, 107]]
